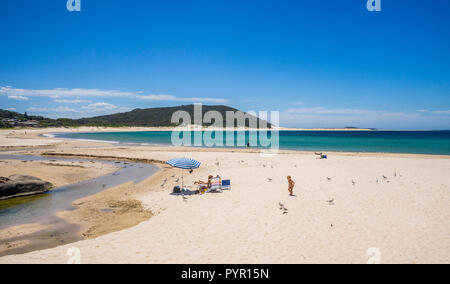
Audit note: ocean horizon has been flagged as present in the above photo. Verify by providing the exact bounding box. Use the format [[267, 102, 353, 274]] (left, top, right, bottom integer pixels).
[[55, 130, 450, 155]]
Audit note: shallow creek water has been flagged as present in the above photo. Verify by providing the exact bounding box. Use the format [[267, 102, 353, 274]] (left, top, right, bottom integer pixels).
[[0, 154, 159, 257]]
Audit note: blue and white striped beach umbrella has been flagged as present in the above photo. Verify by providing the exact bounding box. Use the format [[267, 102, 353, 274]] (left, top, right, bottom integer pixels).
[[166, 158, 201, 169], [166, 158, 201, 190]]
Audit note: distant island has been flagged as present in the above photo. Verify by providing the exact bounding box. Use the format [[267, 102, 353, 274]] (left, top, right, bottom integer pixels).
[[0, 105, 271, 129]]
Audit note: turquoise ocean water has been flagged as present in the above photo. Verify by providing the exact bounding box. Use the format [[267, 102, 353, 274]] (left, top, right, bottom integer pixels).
[[55, 130, 450, 155]]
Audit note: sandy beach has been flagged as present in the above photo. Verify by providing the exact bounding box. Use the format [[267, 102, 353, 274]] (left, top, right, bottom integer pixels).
[[0, 128, 449, 263]]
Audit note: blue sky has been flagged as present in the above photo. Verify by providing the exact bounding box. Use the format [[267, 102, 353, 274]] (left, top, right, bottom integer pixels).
[[0, 0, 449, 129]]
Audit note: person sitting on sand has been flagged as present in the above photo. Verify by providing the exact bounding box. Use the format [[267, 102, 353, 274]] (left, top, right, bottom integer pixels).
[[194, 175, 213, 194], [287, 176, 295, 196]]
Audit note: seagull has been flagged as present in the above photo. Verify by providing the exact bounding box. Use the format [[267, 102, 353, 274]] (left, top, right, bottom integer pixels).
[[327, 177, 332, 181], [175, 178, 179, 183], [352, 180, 356, 186], [382, 175, 388, 179], [267, 178, 272, 182], [279, 203, 288, 212]]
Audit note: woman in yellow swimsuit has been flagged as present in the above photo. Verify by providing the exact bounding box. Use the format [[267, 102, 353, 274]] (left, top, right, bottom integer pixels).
[[194, 175, 213, 194]]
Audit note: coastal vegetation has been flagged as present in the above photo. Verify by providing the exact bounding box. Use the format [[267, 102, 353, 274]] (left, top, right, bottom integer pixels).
[[0, 105, 270, 128]]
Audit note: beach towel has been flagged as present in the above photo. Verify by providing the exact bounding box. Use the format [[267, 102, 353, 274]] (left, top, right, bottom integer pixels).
[[207, 177, 222, 192]]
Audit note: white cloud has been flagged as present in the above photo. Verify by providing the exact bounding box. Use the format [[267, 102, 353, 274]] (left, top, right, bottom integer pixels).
[[287, 107, 370, 115], [26, 104, 130, 119], [1, 86, 137, 98], [8, 95, 29, 101], [1, 86, 228, 103], [280, 107, 450, 129], [137, 94, 228, 103], [431, 110, 450, 115], [6, 108, 16, 111], [415, 109, 450, 115], [27, 106, 76, 113], [81, 103, 130, 114], [136, 94, 176, 101], [54, 99, 92, 104], [286, 106, 450, 118], [82, 102, 120, 110]]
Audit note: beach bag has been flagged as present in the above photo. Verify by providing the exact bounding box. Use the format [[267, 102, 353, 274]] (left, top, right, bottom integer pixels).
[[173, 186, 181, 194]]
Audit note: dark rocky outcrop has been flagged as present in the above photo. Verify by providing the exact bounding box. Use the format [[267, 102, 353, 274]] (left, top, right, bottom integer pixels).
[[0, 175, 53, 200]]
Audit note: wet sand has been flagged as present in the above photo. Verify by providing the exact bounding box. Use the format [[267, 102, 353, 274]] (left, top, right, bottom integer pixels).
[[0, 159, 118, 189]]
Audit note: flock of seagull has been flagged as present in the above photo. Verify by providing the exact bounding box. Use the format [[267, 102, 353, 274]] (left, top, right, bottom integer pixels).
[[277, 172, 400, 215]]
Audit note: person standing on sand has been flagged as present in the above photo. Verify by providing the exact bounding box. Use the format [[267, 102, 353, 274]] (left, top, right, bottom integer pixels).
[[287, 176, 295, 196]]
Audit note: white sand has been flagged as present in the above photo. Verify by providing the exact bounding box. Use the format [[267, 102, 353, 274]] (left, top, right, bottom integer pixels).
[[0, 131, 61, 147], [1, 146, 449, 264]]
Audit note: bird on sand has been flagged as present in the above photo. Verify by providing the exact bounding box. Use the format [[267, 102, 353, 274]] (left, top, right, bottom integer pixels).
[[279, 202, 284, 209], [279, 203, 288, 213]]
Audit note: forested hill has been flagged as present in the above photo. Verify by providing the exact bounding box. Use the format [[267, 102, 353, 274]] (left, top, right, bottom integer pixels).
[[0, 105, 271, 128]]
